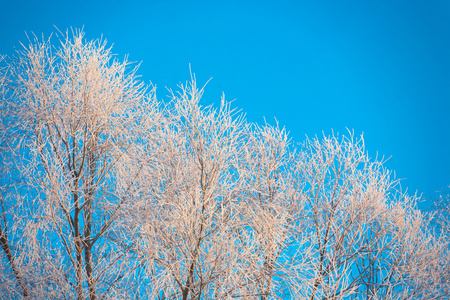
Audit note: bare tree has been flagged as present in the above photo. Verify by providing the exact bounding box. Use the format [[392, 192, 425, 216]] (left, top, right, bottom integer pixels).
[[234, 122, 306, 299], [132, 77, 246, 299], [0, 55, 32, 299], [4, 29, 156, 299], [1, 29, 447, 300], [298, 133, 445, 300], [432, 186, 450, 298]]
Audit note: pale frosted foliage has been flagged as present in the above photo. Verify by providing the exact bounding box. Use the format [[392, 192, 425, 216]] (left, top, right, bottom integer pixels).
[[0, 30, 447, 300], [233, 123, 306, 299], [1, 30, 156, 299], [298, 134, 444, 300], [131, 78, 247, 299], [0, 55, 33, 298], [433, 186, 450, 297]]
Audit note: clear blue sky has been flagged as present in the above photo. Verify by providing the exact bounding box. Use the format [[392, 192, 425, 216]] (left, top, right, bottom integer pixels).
[[1, 0, 449, 199]]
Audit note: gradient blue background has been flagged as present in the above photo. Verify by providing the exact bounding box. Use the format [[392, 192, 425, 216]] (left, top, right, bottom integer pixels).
[[1, 0, 449, 200]]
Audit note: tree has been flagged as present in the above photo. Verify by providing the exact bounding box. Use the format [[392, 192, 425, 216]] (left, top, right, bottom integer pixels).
[[0, 54, 32, 299], [234, 122, 305, 299], [130, 77, 247, 299], [432, 186, 450, 298], [0, 29, 447, 300], [298, 134, 444, 300], [2, 29, 156, 299]]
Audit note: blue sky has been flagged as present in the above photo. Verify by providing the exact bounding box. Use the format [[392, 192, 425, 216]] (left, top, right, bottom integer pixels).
[[1, 0, 449, 199]]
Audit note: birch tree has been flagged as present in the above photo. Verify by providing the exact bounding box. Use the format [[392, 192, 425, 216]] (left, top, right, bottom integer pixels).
[[0, 29, 448, 300], [432, 186, 450, 298], [0, 54, 33, 299], [298, 134, 444, 300], [4, 30, 156, 299], [234, 123, 306, 299], [132, 78, 246, 299]]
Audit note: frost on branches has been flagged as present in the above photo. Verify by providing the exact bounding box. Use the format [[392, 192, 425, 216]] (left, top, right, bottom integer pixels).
[[0, 30, 447, 299]]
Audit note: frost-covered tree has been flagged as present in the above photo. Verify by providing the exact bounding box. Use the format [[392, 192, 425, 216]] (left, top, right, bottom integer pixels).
[[1, 30, 158, 299], [432, 186, 450, 298], [0, 54, 32, 299], [130, 78, 247, 299], [298, 134, 444, 300], [0, 29, 447, 300], [233, 123, 306, 299]]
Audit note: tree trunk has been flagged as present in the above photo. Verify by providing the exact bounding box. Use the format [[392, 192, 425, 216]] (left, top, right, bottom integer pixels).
[[0, 229, 29, 298]]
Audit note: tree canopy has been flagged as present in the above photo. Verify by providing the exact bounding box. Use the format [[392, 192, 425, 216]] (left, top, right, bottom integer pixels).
[[0, 30, 448, 300]]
